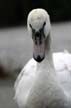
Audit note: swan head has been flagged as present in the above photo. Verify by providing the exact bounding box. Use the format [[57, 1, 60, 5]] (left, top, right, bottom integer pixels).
[[27, 9, 51, 62]]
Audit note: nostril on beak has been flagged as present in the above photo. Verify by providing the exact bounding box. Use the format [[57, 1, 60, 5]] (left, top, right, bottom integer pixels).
[[35, 32, 42, 45]]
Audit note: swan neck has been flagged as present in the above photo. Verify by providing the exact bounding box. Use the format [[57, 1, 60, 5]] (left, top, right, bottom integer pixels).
[[45, 34, 51, 55], [36, 34, 54, 72], [45, 34, 52, 62]]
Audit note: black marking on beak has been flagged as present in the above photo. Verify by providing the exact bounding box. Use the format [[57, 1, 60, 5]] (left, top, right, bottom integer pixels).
[[33, 55, 45, 63], [34, 22, 46, 45], [35, 32, 42, 45], [35, 32, 41, 37], [29, 24, 35, 37], [29, 21, 46, 40]]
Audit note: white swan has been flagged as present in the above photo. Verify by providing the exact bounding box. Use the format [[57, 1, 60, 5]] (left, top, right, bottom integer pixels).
[[14, 9, 71, 108]]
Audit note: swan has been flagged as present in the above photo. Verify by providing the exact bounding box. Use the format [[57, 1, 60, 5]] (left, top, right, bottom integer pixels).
[[14, 9, 71, 108]]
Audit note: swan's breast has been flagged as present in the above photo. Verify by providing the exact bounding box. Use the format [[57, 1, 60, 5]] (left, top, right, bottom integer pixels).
[[14, 58, 37, 107]]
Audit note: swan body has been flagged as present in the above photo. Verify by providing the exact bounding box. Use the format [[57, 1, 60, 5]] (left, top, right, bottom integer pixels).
[[14, 9, 71, 108]]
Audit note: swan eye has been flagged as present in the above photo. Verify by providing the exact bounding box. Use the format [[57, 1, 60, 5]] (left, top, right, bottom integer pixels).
[[29, 24, 35, 34], [43, 22, 46, 27], [39, 22, 46, 33], [29, 24, 32, 28]]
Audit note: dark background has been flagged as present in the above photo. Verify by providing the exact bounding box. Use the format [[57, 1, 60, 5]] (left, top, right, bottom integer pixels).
[[0, 0, 71, 27]]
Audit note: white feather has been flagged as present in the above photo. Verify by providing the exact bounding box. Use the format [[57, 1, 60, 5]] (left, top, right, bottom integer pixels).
[[14, 9, 71, 108]]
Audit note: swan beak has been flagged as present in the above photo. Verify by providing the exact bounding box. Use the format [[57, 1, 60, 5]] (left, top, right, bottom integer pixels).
[[33, 32, 45, 62]]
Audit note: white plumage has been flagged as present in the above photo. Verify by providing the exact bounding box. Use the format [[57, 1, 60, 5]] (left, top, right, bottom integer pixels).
[[14, 9, 71, 108]]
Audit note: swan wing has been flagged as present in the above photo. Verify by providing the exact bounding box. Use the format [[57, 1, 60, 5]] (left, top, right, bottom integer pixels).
[[53, 51, 71, 96], [53, 51, 71, 71]]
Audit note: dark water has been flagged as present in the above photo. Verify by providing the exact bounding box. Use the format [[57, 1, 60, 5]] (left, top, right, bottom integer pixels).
[[0, 79, 17, 108]]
